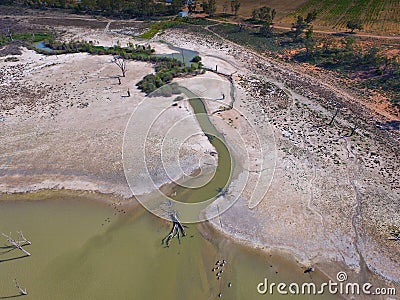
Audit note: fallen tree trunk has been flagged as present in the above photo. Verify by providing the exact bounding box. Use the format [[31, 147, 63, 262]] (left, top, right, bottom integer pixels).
[[162, 213, 187, 247]]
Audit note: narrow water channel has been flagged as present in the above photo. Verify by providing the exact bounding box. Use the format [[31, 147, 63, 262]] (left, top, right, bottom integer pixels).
[[169, 93, 232, 204]]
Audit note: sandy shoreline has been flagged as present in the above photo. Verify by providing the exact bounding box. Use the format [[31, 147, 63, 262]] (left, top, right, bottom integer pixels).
[[1, 15, 399, 295]]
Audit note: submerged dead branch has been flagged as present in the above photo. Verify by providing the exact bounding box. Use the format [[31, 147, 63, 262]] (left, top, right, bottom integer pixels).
[[14, 278, 27, 295], [161, 213, 187, 247], [2, 231, 32, 256]]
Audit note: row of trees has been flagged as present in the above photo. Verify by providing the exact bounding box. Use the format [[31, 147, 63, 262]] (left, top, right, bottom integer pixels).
[[7, 0, 184, 17], [251, 6, 276, 36], [203, 0, 240, 17]]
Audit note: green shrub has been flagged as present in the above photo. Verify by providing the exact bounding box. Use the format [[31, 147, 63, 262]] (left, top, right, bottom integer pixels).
[[191, 55, 202, 63], [4, 56, 19, 62]]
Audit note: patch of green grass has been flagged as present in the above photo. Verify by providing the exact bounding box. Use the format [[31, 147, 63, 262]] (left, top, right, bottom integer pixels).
[[0, 32, 51, 46], [179, 17, 216, 26], [212, 23, 299, 53], [139, 20, 182, 39], [140, 28, 160, 39], [139, 18, 216, 39]]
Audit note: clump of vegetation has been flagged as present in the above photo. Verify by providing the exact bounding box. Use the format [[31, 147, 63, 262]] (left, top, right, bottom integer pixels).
[[249, 6, 276, 37], [139, 18, 216, 39], [346, 20, 363, 33], [290, 9, 317, 41], [174, 95, 184, 101], [4, 56, 19, 62], [136, 58, 204, 95], [13, 0, 183, 18], [35, 39, 155, 58], [179, 17, 216, 26], [0, 32, 51, 47], [139, 20, 182, 39], [191, 55, 201, 63]]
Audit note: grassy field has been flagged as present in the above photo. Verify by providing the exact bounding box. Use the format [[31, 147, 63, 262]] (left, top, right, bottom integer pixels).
[[213, 0, 399, 35], [215, 0, 308, 18], [282, 0, 400, 34]]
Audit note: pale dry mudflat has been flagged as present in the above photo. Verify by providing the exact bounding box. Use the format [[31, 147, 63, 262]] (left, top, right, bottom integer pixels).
[[0, 46, 214, 198], [159, 27, 400, 293]]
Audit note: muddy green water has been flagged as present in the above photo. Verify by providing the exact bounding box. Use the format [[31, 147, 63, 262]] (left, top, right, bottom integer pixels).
[[0, 192, 339, 300], [170, 95, 232, 204]]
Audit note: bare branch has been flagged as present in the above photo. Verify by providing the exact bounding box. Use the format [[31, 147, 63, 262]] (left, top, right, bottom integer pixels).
[[112, 55, 127, 77], [328, 107, 340, 126], [2, 232, 31, 256], [14, 279, 28, 295], [388, 231, 400, 241], [161, 212, 187, 247], [17, 231, 31, 245]]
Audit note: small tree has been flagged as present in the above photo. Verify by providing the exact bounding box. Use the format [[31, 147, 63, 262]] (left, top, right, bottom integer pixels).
[[254, 6, 276, 36], [291, 10, 317, 40], [346, 20, 363, 33], [222, 0, 229, 14], [205, 0, 217, 16], [231, 0, 240, 16], [171, 0, 182, 13], [113, 55, 127, 77], [291, 16, 308, 39], [6, 28, 13, 41], [304, 26, 315, 56], [191, 55, 202, 63], [188, 3, 196, 14], [305, 9, 317, 24]]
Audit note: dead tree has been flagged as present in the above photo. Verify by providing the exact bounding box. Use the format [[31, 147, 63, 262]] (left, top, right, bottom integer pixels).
[[2, 231, 32, 256], [7, 28, 13, 41], [348, 124, 358, 137], [216, 187, 228, 198], [162, 213, 187, 247], [388, 231, 400, 241], [328, 107, 340, 126], [112, 55, 127, 77], [14, 279, 27, 295]]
